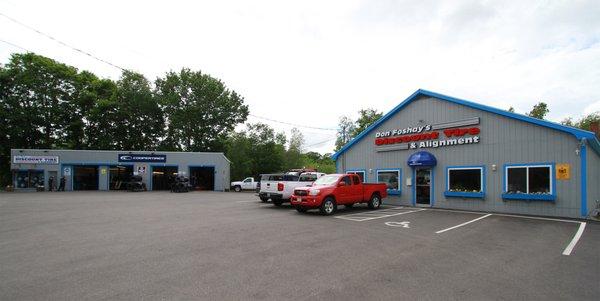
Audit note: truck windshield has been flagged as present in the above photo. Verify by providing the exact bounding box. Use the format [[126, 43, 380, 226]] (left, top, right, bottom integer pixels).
[[313, 175, 339, 186]]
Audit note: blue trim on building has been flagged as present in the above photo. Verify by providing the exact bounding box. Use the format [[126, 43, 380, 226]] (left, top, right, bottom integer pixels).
[[59, 164, 74, 191], [445, 191, 485, 198], [332, 89, 600, 160], [375, 168, 402, 195], [444, 165, 485, 199], [411, 167, 434, 207], [346, 169, 367, 183], [412, 168, 416, 206], [502, 163, 556, 201], [60, 163, 107, 191], [501, 193, 556, 201], [431, 168, 435, 207], [580, 140, 587, 217]]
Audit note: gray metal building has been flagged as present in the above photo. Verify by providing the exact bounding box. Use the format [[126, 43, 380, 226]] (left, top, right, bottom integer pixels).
[[10, 149, 230, 192], [333, 89, 600, 219]]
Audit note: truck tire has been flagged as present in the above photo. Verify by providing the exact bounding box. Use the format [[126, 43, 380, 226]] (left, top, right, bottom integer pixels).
[[296, 207, 307, 213], [320, 197, 337, 215], [234, 185, 241, 192], [259, 196, 269, 202], [273, 199, 283, 206], [368, 193, 381, 209]]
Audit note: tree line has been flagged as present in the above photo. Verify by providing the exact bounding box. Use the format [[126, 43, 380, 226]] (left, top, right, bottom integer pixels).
[[3, 53, 597, 186], [511, 102, 599, 129], [0, 53, 333, 186]]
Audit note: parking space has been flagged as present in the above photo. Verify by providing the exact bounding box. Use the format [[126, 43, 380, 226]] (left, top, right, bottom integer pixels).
[[334, 206, 588, 257], [0, 192, 598, 300]]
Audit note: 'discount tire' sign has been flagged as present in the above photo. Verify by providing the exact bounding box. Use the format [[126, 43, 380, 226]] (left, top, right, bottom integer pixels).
[[118, 154, 167, 163]]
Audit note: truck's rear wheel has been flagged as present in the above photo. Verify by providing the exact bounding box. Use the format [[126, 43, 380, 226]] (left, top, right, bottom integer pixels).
[[259, 196, 269, 202], [234, 185, 241, 192], [320, 197, 337, 215], [368, 194, 381, 209], [273, 199, 283, 206]]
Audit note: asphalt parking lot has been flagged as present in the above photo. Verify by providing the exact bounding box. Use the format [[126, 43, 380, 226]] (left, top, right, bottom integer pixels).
[[1, 192, 598, 300]]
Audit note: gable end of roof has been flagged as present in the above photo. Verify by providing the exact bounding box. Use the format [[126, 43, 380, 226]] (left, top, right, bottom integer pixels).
[[332, 89, 599, 160]]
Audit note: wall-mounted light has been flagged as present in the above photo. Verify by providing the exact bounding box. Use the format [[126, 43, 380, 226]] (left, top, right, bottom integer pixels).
[[575, 148, 580, 156], [492, 164, 497, 171], [369, 169, 373, 174]]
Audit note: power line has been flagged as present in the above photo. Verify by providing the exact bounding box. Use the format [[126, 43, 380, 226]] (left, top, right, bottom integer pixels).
[[0, 38, 31, 52], [305, 137, 337, 148], [249, 113, 337, 131], [0, 12, 126, 71]]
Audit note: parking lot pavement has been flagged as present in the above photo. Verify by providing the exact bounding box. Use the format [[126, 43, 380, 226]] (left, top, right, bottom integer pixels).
[[0, 191, 599, 300]]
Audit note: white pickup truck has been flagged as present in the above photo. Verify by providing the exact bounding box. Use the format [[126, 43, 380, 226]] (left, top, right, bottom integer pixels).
[[258, 172, 325, 206], [230, 177, 258, 192]]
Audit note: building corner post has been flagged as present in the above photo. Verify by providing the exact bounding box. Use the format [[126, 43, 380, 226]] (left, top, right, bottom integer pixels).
[[580, 139, 587, 217]]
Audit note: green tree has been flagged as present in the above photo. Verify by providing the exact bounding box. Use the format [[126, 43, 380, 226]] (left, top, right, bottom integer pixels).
[[224, 131, 253, 180], [351, 108, 383, 137], [527, 102, 549, 119], [301, 151, 336, 173], [335, 116, 355, 151], [560, 117, 574, 127], [114, 71, 164, 150], [83, 78, 119, 149], [225, 123, 287, 180], [284, 128, 304, 170], [574, 112, 600, 132], [155, 68, 249, 151], [0, 53, 80, 149], [561, 112, 599, 132]]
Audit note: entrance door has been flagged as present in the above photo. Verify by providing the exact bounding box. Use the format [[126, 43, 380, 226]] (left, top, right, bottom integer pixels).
[[415, 168, 431, 206]]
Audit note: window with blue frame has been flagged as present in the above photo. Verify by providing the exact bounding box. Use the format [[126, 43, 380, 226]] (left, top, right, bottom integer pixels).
[[376, 169, 401, 195], [444, 166, 484, 198], [503, 164, 555, 201], [346, 170, 366, 183]]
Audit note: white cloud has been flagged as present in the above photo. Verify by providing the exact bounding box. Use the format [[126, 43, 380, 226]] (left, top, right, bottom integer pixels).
[[1, 0, 599, 154]]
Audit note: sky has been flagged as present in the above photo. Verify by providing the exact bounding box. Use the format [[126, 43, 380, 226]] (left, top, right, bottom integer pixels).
[[1, 0, 599, 154]]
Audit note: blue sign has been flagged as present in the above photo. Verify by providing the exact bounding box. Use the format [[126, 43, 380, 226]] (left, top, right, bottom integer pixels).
[[118, 154, 167, 163]]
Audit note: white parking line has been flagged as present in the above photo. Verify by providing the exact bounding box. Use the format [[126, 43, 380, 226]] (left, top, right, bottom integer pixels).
[[562, 222, 587, 256], [435, 214, 492, 234], [335, 208, 426, 222]]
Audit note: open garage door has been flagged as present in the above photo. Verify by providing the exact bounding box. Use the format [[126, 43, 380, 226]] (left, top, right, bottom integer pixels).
[[152, 166, 178, 190], [109, 165, 133, 190], [189, 167, 215, 190], [73, 166, 99, 190]]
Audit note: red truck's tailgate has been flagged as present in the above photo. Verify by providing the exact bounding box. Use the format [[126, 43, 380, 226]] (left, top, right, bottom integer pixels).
[[362, 183, 388, 200]]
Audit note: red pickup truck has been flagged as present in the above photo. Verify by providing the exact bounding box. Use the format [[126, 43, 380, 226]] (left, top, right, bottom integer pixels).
[[290, 174, 388, 215]]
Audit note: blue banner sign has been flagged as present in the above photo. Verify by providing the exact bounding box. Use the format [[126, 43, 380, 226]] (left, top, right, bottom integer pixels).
[[118, 154, 167, 163]]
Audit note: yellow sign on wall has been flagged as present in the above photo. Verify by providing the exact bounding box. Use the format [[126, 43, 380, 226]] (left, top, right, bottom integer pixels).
[[101, 168, 107, 175], [556, 164, 570, 180]]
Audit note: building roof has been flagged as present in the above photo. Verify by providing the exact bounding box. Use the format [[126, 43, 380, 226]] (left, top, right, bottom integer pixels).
[[332, 89, 600, 160]]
